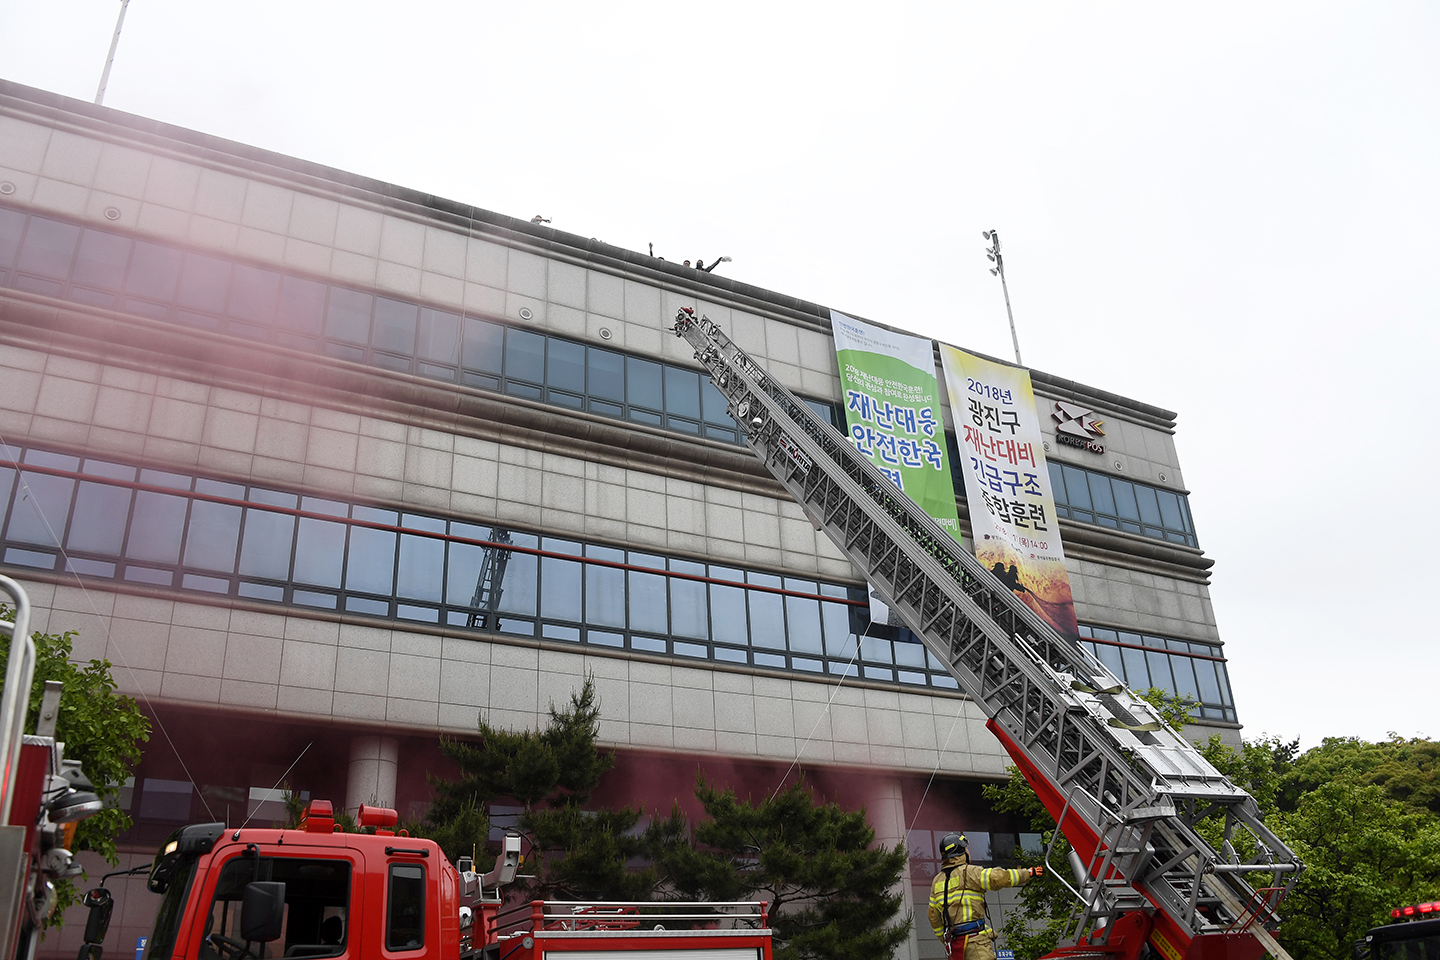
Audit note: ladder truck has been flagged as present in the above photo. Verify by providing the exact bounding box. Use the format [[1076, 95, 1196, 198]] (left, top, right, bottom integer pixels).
[[670, 308, 1302, 960]]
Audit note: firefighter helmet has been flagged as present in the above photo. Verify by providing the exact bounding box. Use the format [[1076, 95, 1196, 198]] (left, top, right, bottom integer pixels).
[[939, 832, 968, 858]]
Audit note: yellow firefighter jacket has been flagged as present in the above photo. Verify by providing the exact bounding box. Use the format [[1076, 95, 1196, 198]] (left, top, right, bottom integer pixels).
[[928, 854, 1032, 939]]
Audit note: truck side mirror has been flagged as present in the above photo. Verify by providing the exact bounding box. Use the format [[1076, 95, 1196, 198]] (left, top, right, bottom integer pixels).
[[240, 882, 286, 942]]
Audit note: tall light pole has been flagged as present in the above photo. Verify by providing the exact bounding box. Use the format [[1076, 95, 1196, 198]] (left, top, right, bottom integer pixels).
[[983, 229, 1022, 366], [95, 0, 131, 106]]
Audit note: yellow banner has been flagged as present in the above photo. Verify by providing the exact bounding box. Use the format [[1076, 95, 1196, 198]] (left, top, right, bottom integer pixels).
[[938, 345, 1078, 638]]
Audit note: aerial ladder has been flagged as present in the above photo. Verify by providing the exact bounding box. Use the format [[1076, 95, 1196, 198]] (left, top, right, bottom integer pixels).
[[671, 309, 1302, 960]]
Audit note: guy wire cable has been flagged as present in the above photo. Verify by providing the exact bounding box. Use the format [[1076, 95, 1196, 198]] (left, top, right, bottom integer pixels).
[[768, 641, 862, 802]]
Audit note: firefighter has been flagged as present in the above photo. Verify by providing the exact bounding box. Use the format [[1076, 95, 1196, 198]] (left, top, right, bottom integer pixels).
[[928, 832, 1042, 960]]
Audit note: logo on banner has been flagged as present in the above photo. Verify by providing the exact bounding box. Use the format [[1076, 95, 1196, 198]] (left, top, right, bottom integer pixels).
[[1053, 401, 1105, 454]]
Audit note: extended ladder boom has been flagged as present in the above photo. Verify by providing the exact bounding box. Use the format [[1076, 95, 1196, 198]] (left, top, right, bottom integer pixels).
[[672, 310, 1301, 960]]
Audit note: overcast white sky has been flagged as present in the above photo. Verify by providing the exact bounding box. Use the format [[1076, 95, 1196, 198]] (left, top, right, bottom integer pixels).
[[1, 2, 1436, 748]]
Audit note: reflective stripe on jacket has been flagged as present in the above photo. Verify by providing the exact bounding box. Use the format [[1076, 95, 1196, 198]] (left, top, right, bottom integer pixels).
[[928, 857, 1030, 939]]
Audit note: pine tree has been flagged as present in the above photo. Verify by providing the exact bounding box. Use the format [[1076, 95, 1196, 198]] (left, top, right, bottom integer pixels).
[[422, 676, 666, 900], [656, 778, 911, 960]]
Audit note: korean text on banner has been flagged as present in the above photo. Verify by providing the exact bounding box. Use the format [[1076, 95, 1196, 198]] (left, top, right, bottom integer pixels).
[[832, 312, 961, 541], [938, 344, 1079, 638]]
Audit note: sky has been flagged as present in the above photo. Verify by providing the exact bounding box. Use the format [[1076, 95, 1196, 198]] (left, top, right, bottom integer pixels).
[[0, 1, 1436, 748]]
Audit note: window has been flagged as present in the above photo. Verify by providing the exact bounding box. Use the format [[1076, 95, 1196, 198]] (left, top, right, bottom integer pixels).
[[1078, 624, 1235, 722], [201, 856, 352, 960], [1047, 460, 1198, 547], [386, 864, 425, 952], [0, 207, 844, 449]]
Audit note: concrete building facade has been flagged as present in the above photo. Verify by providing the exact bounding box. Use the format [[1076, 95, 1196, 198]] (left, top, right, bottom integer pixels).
[[0, 80, 1233, 959]]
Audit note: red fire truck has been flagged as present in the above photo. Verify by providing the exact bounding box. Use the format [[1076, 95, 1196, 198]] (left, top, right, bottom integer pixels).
[[76, 799, 772, 960]]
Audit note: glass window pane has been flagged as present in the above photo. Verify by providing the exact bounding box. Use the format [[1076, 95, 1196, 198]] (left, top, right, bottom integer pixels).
[[125, 241, 182, 301], [326, 287, 373, 344], [664, 366, 700, 419], [1089, 473, 1117, 515], [584, 545, 626, 629], [227, 264, 280, 325], [444, 521, 493, 606], [587, 347, 624, 402], [176, 253, 230, 312], [6, 469, 75, 546], [495, 531, 538, 617], [1089, 640, 1121, 680], [1156, 490, 1184, 531], [546, 339, 585, 393], [821, 600, 857, 659], [710, 569, 748, 646], [347, 506, 396, 595], [802, 398, 834, 427], [183, 484, 243, 573], [1119, 645, 1148, 688], [372, 297, 418, 355], [1047, 460, 1067, 504], [238, 508, 295, 580], [16, 217, 80, 279], [669, 559, 708, 640], [1135, 484, 1162, 525], [386, 864, 425, 952], [701, 380, 731, 426], [73, 230, 131, 291], [67, 476, 131, 556], [462, 318, 503, 374], [1144, 649, 1174, 694], [505, 328, 545, 383], [747, 572, 785, 649], [127, 489, 188, 564], [1169, 654, 1200, 701], [1194, 658, 1222, 705], [1061, 465, 1091, 510], [540, 537, 582, 622], [397, 531, 444, 602], [628, 553, 668, 635], [1108, 480, 1138, 523], [0, 209, 24, 268], [783, 578, 822, 655], [417, 308, 460, 364], [277, 275, 327, 333], [293, 498, 348, 588], [626, 357, 662, 410]]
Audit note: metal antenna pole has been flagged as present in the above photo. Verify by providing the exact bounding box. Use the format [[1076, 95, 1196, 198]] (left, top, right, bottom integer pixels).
[[95, 0, 131, 106], [983, 229, 1022, 366]]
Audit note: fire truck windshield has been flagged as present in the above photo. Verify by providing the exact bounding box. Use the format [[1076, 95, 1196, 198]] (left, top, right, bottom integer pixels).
[[143, 857, 198, 960]]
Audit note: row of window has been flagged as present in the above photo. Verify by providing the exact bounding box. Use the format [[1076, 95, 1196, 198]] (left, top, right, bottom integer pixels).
[[0, 205, 1204, 553], [0, 443, 1233, 713], [0, 443, 959, 688], [0, 206, 760, 443], [1078, 624, 1235, 722], [1048, 461, 1197, 547]]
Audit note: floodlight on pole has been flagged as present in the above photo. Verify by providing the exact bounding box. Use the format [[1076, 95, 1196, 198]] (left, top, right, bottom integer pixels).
[[983, 230, 1022, 366]]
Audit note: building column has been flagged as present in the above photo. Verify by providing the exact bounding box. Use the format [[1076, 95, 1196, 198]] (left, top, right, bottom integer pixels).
[[345, 735, 399, 816], [866, 775, 920, 960]]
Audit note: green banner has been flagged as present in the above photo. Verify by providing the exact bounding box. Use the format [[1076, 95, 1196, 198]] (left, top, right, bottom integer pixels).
[[831, 312, 961, 543]]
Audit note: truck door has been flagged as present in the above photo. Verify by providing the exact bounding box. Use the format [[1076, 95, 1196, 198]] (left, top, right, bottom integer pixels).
[[192, 847, 362, 959], [364, 846, 435, 960]]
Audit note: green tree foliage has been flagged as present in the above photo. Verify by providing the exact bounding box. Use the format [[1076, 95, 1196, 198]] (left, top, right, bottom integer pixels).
[[422, 677, 664, 901], [656, 779, 910, 960], [0, 608, 151, 920], [1270, 779, 1440, 959]]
